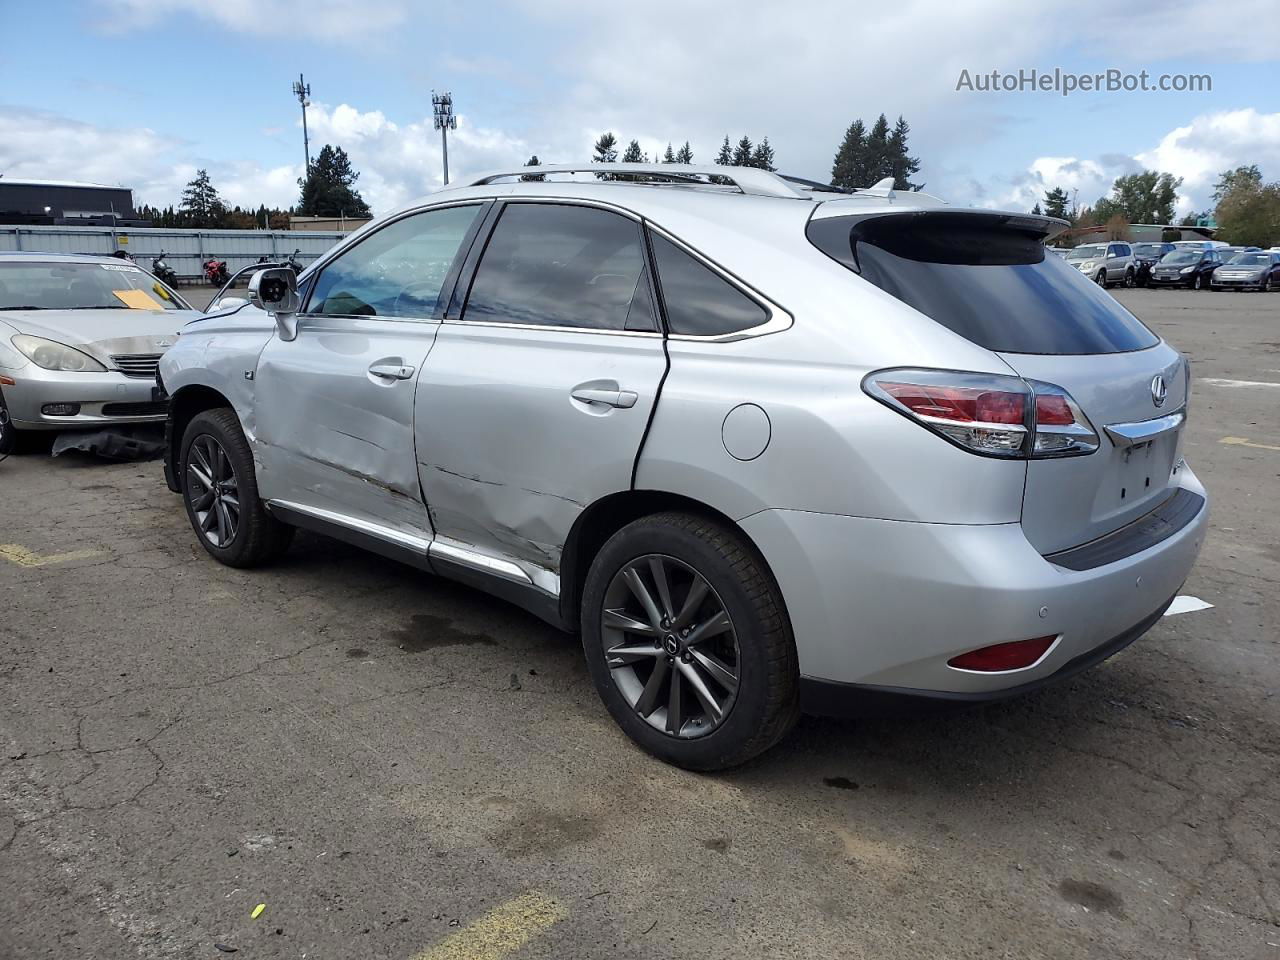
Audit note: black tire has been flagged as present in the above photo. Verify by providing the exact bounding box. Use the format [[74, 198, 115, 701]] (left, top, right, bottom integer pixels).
[[1123, 269, 1135, 288], [1095, 270, 1108, 288], [180, 408, 293, 567], [581, 512, 799, 771], [1264, 276, 1274, 293], [1192, 274, 1203, 290]]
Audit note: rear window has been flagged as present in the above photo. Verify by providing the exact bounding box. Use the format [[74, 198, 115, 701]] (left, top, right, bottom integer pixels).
[[807, 213, 1159, 355]]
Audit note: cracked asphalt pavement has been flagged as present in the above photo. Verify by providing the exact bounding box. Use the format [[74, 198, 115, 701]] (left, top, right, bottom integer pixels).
[[2, 288, 1278, 959]]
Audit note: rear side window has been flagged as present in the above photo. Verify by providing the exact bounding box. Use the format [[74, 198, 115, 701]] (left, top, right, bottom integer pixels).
[[807, 213, 1159, 355], [463, 203, 656, 332], [649, 234, 769, 336]]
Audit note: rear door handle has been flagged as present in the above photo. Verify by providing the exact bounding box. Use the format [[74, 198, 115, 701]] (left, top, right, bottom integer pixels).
[[368, 362, 415, 380], [571, 387, 638, 409]]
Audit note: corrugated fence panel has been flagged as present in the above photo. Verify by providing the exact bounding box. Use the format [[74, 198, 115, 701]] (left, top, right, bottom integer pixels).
[[0, 226, 346, 279]]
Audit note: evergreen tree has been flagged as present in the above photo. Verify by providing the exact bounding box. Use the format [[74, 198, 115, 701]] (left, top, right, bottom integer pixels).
[[621, 139, 646, 163], [1094, 171, 1182, 225], [750, 137, 776, 171], [886, 116, 920, 190], [831, 119, 867, 188], [297, 145, 372, 218], [592, 132, 619, 164], [662, 143, 676, 164], [731, 135, 754, 167], [521, 155, 544, 182], [592, 132, 619, 179], [715, 136, 733, 165], [674, 141, 694, 164], [1031, 202, 1043, 216], [1042, 187, 1070, 220], [864, 114, 892, 184], [179, 169, 225, 227]]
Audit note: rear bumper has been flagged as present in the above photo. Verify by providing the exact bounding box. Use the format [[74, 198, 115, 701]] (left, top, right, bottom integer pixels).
[[740, 467, 1207, 701], [1, 366, 167, 430], [799, 596, 1172, 717]]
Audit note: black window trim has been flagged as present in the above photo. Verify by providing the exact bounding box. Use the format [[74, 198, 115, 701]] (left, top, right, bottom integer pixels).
[[448, 197, 664, 339], [298, 198, 491, 322]]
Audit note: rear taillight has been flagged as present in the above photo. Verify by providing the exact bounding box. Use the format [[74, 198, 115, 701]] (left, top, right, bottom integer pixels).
[[948, 635, 1058, 672], [863, 368, 1098, 459]]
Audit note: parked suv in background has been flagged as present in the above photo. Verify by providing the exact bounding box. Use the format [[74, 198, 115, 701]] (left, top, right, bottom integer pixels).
[[1149, 248, 1224, 289], [1131, 242, 1176, 286], [159, 164, 1207, 770], [1065, 242, 1136, 287]]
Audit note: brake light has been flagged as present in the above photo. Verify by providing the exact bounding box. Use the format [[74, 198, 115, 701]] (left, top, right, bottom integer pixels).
[[864, 369, 1099, 459], [948, 636, 1057, 672]]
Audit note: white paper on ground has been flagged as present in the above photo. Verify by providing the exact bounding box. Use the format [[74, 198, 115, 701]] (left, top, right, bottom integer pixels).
[[1163, 595, 1213, 616]]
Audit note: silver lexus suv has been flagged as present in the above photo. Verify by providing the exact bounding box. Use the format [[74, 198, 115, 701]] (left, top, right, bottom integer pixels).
[[158, 164, 1207, 770]]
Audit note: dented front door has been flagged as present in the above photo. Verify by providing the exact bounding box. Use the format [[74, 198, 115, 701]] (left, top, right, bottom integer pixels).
[[253, 315, 437, 539]]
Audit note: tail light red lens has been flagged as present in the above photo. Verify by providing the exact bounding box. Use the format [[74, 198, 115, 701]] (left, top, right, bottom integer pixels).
[[864, 369, 1099, 459], [878, 382, 1027, 425], [948, 635, 1057, 672]]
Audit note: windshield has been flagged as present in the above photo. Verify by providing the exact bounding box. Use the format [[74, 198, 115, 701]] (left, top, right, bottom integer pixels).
[[0, 261, 189, 311], [1065, 245, 1106, 260], [1228, 254, 1269, 266], [1133, 244, 1166, 257], [1164, 252, 1201, 264], [807, 213, 1159, 355]]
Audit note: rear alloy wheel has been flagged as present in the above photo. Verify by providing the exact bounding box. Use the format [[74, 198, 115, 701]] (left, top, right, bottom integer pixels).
[[181, 408, 293, 567], [582, 512, 799, 771]]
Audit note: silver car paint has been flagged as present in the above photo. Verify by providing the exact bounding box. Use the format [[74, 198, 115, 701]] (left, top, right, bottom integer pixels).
[[159, 175, 1206, 696], [254, 313, 437, 539]]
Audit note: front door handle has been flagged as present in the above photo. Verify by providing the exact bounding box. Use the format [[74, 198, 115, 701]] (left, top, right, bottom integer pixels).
[[368, 362, 415, 380], [571, 387, 638, 409]]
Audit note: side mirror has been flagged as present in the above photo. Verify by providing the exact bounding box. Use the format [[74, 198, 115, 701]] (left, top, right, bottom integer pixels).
[[248, 268, 301, 341], [210, 296, 248, 313]]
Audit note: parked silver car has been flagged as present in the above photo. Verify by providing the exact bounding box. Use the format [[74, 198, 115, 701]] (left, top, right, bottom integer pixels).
[[158, 165, 1207, 769], [0, 253, 196, 433], [1064, 241, 1137, 287]]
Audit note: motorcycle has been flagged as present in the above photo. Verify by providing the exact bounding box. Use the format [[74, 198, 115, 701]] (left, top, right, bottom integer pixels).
[[203, 258, 230, 287], [285, 248, 304, 275], [151, 250, 177, 287]]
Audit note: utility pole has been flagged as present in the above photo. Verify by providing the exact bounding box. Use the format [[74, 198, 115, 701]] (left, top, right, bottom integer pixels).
[[293, 74, 312, 174], [432, 91, 457, 185]]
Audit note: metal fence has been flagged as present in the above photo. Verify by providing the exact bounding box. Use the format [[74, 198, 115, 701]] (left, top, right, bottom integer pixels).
[[0, 225, 349, 281]]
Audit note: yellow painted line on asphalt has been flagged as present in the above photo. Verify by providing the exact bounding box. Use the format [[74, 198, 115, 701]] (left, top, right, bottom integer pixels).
[[1220, 436, 1280, 452], [410, 892, 568, 960], [0, 544, 102, 568]]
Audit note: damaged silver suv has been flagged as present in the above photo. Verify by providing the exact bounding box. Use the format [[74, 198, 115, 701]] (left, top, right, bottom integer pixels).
[[160, 164, 1207, 770]]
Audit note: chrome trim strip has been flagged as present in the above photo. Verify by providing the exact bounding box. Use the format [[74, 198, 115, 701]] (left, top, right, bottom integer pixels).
[[428, 539, 534, 586], [1103, 409, 1185, 447], [266, 500, 430, 554]]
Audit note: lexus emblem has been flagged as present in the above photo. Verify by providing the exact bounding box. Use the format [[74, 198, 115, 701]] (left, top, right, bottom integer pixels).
[[1150, 375, 1168, 408]]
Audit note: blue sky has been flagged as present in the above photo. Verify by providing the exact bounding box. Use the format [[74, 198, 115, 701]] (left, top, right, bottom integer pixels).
[[2, 0, 1277, 217]]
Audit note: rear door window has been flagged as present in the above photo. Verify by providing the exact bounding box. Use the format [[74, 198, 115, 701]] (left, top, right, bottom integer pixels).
[[807, 213, 1159, 355], [649, 234, 769, 336], [462, 202, 657, 332]]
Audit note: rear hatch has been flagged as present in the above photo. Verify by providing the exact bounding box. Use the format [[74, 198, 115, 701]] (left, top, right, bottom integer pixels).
[[808, 208, 1188, 555]]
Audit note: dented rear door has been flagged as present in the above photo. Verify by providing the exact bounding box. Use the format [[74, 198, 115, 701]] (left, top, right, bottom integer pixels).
[[414, 200, 666, 579]]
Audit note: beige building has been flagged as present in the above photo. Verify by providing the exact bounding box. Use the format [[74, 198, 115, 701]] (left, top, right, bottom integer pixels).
[[289, 215, 372, 233]]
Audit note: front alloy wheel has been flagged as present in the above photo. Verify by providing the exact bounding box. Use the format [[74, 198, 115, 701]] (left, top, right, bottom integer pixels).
[[185, 434, 240, 548], [601, 554, 741, 739]]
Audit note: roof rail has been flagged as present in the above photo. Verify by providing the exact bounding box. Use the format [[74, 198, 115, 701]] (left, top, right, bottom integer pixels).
[[449, 163, 810, 200]]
